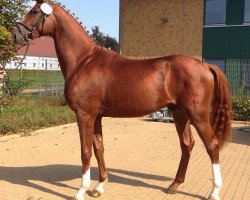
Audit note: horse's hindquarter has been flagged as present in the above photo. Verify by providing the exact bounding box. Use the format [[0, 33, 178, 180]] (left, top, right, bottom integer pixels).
[[167, 56, 215, 112]]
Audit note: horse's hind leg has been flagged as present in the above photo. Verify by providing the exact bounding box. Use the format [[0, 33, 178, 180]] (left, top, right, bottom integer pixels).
[[166, 108, 195, 193], [91, 116, 108, 197], [186, 109, 222, 200]]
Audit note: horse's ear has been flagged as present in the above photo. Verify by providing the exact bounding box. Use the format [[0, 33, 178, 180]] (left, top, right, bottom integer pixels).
[[36, 0, 44, 3]]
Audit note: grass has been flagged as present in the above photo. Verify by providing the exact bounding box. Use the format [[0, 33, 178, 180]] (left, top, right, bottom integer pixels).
[[0, 95, 76, 136], [6, 69, 64, 88]]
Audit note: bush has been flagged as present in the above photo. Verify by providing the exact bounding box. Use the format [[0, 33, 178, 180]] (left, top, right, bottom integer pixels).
[[232, 94, 250, 121], [4, 77, 34, 96]]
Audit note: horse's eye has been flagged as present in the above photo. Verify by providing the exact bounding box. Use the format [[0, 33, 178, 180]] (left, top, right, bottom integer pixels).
[[30, 10, 38, 15]]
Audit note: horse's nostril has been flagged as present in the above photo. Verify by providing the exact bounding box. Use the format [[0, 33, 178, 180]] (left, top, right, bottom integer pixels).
[[12, 33, 17, 43], [27, 33, 33, 40]]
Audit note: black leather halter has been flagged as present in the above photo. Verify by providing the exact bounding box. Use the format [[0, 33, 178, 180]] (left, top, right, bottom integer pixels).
[[14, 0, 52, 69], [16, 12, 46, 43], [15, 0, 54, 42]]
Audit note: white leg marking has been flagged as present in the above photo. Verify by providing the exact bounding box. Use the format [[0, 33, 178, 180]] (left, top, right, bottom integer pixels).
[[94, 181, 105, 194], [210, 164, 222, 200], [74, 168, 91, 200], [91, 179, 108, 197]]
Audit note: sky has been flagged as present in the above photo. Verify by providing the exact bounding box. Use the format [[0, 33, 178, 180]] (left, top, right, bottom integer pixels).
[[56, 0, 120, 40], [28, 1, 120, 40]]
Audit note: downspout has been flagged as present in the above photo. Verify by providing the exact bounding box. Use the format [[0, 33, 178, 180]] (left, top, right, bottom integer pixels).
[[119, 0, 123, 55]]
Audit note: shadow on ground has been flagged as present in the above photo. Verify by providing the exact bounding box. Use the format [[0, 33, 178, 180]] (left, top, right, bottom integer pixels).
[[0, 164, 206, 199], [232, 126, 250, 145], [141, 118, 174, 123]]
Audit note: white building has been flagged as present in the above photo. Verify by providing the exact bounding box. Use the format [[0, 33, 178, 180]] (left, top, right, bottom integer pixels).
[[6, 37, 60, 71]]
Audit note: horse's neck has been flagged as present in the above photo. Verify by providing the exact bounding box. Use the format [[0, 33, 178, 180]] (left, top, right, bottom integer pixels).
[[52, 7, 96, 80]]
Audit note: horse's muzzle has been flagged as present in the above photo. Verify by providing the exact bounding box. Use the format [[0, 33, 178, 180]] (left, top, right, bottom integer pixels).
[[12, 31, 34, 46], [12, 31, 24, 45]]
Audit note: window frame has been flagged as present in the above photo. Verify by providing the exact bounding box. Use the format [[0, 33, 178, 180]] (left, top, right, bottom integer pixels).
[[204, 0, 227, 26], [244, 0, 250, 23]]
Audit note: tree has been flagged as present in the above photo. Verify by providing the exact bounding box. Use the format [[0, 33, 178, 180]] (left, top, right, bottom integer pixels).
[[0, 0, 29, 66], [90, 26, 120, 53]]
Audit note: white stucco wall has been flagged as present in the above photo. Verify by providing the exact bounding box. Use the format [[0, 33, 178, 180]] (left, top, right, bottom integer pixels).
[[5, 55, 60, 71]]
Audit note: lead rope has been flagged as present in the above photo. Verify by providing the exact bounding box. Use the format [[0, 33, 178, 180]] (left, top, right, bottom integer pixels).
[[15, 40, 30, 70]]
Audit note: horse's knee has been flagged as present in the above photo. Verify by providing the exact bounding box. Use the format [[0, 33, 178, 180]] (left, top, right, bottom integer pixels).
[[82, 149, 92, 163]]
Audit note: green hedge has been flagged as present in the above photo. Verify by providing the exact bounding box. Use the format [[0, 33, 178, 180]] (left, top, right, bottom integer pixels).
[[232, 95, 250, 121]]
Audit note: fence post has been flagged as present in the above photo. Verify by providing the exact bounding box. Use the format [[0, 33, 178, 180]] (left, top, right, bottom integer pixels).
[[51, 85, 54, 96], [45, 59, 48, 95], [39, 85, 41, 97], [20, 63, 23, 95]]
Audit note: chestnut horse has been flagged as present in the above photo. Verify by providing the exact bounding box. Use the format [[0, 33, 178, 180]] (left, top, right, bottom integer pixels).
[[13, 1, 232, 200]]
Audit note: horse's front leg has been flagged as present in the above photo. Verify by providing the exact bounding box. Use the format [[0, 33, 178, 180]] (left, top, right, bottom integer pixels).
[[74, 111, 95, 200], [91, 116, 108, 197], [167, 108, 195, 193]]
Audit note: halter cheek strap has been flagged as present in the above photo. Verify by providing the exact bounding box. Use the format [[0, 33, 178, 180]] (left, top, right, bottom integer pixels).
[[16, 0, 55, 41], [14, 1, 52, 70], [16, 12, 46, 41]]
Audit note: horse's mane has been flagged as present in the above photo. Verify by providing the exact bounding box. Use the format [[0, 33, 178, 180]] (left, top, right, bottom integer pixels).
[[52, 0, 105, 49]]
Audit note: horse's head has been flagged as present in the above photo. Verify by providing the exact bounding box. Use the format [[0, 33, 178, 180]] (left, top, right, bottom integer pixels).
[[12, 0, 56, 45]]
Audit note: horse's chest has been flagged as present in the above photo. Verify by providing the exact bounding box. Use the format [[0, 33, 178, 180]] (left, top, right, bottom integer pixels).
[[64, 80, 102, 112]]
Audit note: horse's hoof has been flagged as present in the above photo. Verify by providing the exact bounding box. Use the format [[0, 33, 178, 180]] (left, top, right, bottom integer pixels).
[[91, 189, 103, 198], [165, 187, 178, 194], [207, 195, 219, 200], [72, 198, 82, 200], [72, 195, 84, 200]]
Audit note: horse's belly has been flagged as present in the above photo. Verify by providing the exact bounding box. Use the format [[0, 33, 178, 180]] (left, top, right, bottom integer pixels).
[[102, 91, 170, 117]]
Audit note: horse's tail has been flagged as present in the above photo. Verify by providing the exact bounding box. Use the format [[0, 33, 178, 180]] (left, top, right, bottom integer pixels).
[[208, 64, 232, 148]]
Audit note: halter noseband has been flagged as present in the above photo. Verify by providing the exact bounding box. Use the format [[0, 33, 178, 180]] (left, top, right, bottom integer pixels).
[[15, 0, 53, 43], [14, 1, 53, 70], [16, 12, 46, 42]]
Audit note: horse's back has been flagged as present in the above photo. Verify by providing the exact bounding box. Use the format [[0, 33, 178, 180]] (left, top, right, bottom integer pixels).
[[100, 53, 214, 117]]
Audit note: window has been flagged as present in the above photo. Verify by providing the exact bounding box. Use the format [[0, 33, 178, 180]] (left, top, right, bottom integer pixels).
[[245, 0, 250, 22], [205, 59, 225, 71], [205, 0, 227, 25]]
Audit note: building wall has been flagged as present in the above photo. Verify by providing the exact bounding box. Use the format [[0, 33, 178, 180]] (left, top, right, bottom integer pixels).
[[5, 56, 60, 71], [203, 0, 250, 59], [120, 0, 203, 59], [203, 26, 250, 59]]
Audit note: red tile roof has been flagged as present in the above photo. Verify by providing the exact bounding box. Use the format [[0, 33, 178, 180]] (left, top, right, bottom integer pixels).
[[18, 37, 57, 58]]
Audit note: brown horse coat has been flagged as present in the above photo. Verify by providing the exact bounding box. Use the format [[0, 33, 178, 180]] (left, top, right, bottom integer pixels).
[[13, 1, 232, 200]]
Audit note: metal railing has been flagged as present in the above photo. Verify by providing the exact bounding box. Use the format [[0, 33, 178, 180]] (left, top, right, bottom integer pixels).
[[3, 60, 250, 97], [3, 68, 64, 97], [205, 59, 250, 96]]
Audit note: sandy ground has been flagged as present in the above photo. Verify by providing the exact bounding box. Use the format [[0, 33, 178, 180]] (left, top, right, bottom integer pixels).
[[0, 118, 250, 200]]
